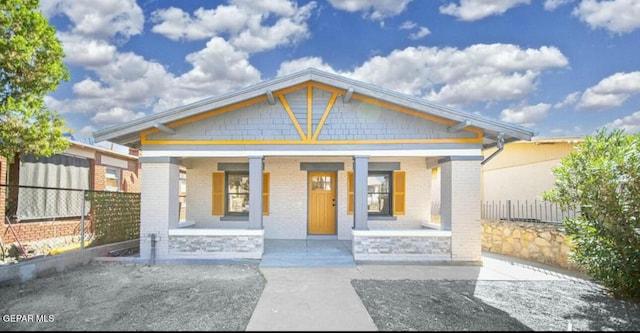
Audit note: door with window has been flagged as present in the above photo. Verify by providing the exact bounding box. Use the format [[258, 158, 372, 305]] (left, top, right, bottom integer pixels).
[[308, 172, 336, 235]]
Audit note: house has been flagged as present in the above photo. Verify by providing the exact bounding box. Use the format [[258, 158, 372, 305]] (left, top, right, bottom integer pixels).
[[480, 137, 583, 222], [0, 140, 141, 245], [481, 136, 583, 203], [93, 68, 534, 264]]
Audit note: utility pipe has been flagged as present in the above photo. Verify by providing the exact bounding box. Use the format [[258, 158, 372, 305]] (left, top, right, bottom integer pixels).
[[481, 133, 505, 165], [149, 233, 156, 266]]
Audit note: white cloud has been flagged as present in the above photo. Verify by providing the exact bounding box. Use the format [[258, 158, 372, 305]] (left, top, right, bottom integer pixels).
[[439, 0, 530, 21], [91, 107, 146, 126], [499, 103, 552, 127], [408, 27, 431, 40], [277, 57, 338, 76], [577, 71, 640, 110], [604, 110, 640, 133], [554, 91, 581, 109], [43, 0, 264, 123], [544, 0, 575, 10], [151, 6, 247, 41], [77, 125, 97, 139], [231, 5, 315, 53], [91, 52, 174, 107], [573, 0, 640, 34], [400, 21, 417, 30], [347, 44, 568, 106], [57, 33, 116, 67], [72, 79, 110, 98], [150, 1, 316, 53], [42, 0, 144, 41], [328, 0, 413, 20], [548, 125, 585, 137], [154, 37, 261, 112], [46, 52, 176, 117]]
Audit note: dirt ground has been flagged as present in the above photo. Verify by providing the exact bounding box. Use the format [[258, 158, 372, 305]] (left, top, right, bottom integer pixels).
[[0, 262, 265, 331], [2, 261, 640, 331], [352, 279, 640, 331]]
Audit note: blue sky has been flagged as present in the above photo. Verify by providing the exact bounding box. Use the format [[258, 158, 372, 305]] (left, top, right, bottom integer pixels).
[[40, 0, 640, 143]]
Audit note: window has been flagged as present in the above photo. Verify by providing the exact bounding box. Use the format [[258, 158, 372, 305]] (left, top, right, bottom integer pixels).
[[105, 167, 120, 191], [368, 173, 391, 215], [179, 172, 187, 222], [211, 171, 269, 217], [226, 172, 249, 215], [347, 170, 405, 216]]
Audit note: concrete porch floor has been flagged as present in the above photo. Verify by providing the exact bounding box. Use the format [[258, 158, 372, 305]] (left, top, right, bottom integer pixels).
[[260, 239, 355, 268]]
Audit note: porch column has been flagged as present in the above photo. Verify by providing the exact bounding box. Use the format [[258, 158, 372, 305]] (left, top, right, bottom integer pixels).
[[139, 157, 181, 260], [439, 156, 483, 262], [248, 156, 263, 230], [353, 155, 369, 230]]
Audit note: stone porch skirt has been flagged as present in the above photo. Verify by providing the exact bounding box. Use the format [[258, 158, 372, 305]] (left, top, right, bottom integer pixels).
[[352, 229, 452, 262], [168, 228, 264, 259]]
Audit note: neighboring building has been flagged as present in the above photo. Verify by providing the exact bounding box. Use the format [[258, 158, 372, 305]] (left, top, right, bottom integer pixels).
[[480, 137, 583, 222], [94, 68, 533, 264], [1, 140, 141, 244], [481, 137, 583, 203]]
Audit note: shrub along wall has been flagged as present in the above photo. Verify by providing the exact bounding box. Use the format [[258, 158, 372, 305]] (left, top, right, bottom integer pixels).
[[481, 219, 580, 270]]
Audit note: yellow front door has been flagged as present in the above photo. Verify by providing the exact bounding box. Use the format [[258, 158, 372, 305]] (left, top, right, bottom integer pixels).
[[308, 172, 336, 235]]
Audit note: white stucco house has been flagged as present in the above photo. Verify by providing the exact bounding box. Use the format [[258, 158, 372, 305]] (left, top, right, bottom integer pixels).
[[94, 68, 534, 264]]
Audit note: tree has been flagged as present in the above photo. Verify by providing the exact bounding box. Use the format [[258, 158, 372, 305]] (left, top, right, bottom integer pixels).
[[0, 0, 70, 159], [543, 128, 640, 300]]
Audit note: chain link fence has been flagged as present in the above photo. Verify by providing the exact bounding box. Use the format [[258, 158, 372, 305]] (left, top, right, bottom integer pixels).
[[1, 184, 140, 263]]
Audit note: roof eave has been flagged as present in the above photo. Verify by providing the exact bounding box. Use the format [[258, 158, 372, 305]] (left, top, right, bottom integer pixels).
[[93, 68, 535, 146]]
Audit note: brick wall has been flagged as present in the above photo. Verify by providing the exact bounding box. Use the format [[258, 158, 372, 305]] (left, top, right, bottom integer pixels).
[[92, 158, 140, 193], [1, 218, 92, 244], [93, 164, 107, 191]]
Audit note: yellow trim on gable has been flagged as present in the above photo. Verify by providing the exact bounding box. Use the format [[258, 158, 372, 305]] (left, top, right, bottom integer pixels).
[[278, 94, 307, 141], [141, 137, 481, 145], [141, 95, 268, 144], [273, 81, 347, 97], [307, 86, 312, 140], [311, 92, 338, 141], [351, 93, 483, 140], [140, 81, 484, 146]]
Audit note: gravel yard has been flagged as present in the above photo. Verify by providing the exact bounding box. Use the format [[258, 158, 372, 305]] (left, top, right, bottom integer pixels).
[[2, 260, 640, 331], [0, 262, 265, 331], [352, 279, 640, 331]]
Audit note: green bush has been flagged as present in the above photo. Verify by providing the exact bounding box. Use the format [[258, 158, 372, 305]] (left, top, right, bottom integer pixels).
[[544, 128, 640, 300]]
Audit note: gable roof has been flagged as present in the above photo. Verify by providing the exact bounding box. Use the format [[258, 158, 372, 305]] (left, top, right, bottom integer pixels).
[[93, 68, 534, 149]]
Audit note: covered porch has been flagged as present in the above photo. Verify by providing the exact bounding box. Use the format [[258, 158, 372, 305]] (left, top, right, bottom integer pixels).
[[138, 152, 482, 264]]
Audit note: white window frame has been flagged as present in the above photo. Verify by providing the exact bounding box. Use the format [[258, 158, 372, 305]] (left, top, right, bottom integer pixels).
[[105, 167, 121, 192]]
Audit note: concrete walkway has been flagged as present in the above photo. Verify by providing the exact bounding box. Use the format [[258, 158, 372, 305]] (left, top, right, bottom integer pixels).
[[247, 240, 591, 331]]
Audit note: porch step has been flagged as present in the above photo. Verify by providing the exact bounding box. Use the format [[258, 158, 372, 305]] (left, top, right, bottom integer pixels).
[[260, 239, 355, 268], [259, 255, 355, 268]]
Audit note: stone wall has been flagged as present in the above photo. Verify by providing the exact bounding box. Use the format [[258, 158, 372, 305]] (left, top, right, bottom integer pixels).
[[352, 230, 452, 262], [168, 231, 264, 260], [481, 219, 579, 270]]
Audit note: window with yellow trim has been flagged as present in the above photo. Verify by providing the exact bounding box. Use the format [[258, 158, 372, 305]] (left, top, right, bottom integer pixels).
[[226, 172, 249, 215], [347, 170, 405, 216], [368, 172, 391, 216], [212, 171, 269, 216]]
